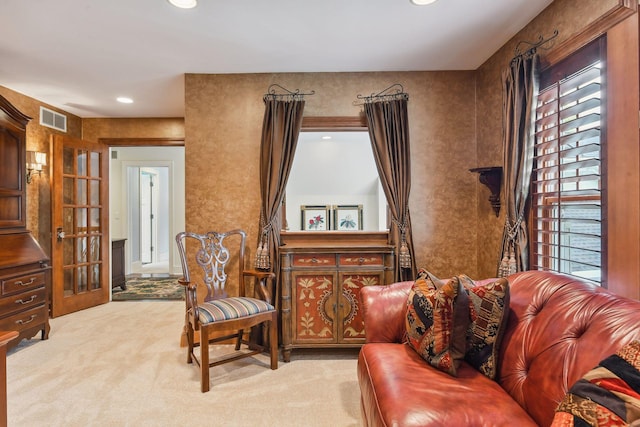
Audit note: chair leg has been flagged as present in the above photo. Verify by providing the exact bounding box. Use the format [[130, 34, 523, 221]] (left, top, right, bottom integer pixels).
[[186, 323, 194, 364], [269, 317, 278, 370], [235, 329, 243, 350], [200, 327, 210, 393]]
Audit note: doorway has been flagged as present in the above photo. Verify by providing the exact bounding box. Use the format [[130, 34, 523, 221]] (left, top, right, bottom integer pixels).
[[131, 166, 169, 273], [108, 146, 185, 279]]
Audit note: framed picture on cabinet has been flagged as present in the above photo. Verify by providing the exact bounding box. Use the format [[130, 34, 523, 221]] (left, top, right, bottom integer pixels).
[[301, 205, 330, 231], [334, 205, 363, 231]]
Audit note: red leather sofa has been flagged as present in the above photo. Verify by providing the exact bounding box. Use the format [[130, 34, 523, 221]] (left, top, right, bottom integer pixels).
[[357, 271, 640, 426]]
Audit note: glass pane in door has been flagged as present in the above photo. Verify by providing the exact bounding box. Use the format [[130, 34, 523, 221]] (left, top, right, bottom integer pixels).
[[77, 266, 87, 292], [63, 208, 74, 234], [77, 179, 87, 205], [77, 150, 87, 176], [90, 152, 100, 177], [90, 180, 100, 206], [64, 268, 74, 296], [63, 177, 74, 204], [63, 147, 74, 174]]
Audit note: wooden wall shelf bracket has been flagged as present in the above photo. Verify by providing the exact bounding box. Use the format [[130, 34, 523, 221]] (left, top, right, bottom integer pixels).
[[470, 166, 503, 217]]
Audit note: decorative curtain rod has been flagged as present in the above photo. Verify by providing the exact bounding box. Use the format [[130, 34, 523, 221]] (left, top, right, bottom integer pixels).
[[511, 29, 559, 64], [354, 83, 409, 105], [263, 84, 315, 101]]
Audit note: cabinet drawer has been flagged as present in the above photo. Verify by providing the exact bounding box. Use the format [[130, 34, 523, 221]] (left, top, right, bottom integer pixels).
[[339, 253, 384, 267], [0, 287, 46, 316], [292, 254, 336, 267], [0, 305, 47, 333], [2, 271, 46, 295]]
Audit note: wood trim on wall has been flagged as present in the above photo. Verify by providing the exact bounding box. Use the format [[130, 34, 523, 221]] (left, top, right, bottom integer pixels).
[[605, 12, 640, 300], [301, 116, 367, 131], [98, 137, 184, 147], [542, 0, 637, 68]]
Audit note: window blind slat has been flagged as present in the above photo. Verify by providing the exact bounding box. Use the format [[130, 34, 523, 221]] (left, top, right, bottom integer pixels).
[[560, 112, 601, 134], [534, 241, 602, 257], [560, 98, 601, 121], [559, 128, 600, 147], [538, 85, 558, 104], [559, 66, 601, 92], [560, 82, 601, 107], [535, 158, 599, 175], [535, 143, 599, 164]]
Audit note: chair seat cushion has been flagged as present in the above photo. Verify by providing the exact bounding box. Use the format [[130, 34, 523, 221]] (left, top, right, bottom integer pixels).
[[198, 297, 274, 323]]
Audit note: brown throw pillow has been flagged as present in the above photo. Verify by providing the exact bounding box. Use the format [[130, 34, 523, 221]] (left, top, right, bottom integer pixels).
[[405, 271, 469, 376], [458, 275, 510, 380]]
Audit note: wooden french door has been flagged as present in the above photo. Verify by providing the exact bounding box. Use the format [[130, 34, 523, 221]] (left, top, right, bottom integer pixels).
[[51, 135, 109, 317]]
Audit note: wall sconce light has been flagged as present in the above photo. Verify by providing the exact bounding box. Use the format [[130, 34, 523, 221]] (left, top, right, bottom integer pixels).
[[26, 151, 47, 184]]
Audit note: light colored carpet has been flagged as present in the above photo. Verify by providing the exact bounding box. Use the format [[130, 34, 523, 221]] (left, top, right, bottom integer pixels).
[[6, 301, 362, 427]]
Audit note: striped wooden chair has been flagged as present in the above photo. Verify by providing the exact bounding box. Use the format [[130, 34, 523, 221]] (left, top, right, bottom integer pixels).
[[175, 229, 278, 392]]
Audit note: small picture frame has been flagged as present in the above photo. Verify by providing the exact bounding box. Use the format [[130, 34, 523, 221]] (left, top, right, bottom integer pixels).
[[301, 205, 330, 231], [334, 205, 363, 231]]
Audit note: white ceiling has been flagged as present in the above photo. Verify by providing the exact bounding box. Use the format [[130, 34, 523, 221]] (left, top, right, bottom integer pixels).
[[0, 0, 553, 118]]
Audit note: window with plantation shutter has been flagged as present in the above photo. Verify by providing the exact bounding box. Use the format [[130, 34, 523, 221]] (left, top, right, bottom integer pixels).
[[531, 38, 605, 285]]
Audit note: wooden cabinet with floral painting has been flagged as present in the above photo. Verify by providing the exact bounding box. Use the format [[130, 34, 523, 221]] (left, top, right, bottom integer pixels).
[[280, 243, 394, 362]]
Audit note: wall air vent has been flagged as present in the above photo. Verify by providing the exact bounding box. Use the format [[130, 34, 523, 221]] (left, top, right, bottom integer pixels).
[[39, 106, 67, 132]]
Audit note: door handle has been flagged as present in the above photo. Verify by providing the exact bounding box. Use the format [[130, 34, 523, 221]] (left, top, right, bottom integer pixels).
[[56, 227, 65, 241]]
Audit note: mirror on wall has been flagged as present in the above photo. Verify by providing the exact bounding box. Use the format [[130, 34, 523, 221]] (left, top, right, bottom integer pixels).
[[285, 130, 388, 232]]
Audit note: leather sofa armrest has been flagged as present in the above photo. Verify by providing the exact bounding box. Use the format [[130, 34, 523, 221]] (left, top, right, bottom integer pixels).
[[361, 281, 413, 343]]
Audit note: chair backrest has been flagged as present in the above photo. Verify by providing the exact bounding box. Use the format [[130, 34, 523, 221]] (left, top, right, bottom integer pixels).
[[175, 229, 247, 301]]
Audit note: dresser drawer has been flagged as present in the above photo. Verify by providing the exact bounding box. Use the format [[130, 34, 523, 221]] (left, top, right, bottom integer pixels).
[[292, 254, 336, 267], [338, 253, 384, 267], [2, 271, 46, 295], [0, 287, 46, 317], [0, 305, 47, 333]]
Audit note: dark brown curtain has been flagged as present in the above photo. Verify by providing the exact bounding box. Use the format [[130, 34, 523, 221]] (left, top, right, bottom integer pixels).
[[498, 53, 539, 276], [255, 97, 305, 304], [364, 96, 416, 282]]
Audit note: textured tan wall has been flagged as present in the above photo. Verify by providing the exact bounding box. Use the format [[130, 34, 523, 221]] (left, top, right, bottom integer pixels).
[[82, 118, 184, 142], [0, 86, 82, 256], [474, 0, 622, 278], [2, 0, 622, 278], [185, 71, 479, 279]]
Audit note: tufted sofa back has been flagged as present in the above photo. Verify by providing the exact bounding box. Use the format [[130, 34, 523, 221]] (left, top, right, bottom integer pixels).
[[498, 271, 640, 426]]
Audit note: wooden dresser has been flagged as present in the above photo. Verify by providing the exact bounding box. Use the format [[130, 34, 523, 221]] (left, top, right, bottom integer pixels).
[[279, 233, 394, 362], [0, 94, 50, 350]]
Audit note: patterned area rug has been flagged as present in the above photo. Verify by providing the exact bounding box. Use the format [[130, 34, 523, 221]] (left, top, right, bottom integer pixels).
[[112, 276, 184, 301]]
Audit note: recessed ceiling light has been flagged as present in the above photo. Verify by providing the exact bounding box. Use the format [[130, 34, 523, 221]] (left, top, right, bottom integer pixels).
[[116, 97, 134, 104], [410, 0, 437, 5], [321, 135, 332, 140], [168, 0, 197, 9]]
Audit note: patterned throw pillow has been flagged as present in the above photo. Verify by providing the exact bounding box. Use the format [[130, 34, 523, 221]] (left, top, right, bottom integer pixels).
[[551, 340, 640, 426], [458, 275, 510, 380], [405, 271, 469, 376]]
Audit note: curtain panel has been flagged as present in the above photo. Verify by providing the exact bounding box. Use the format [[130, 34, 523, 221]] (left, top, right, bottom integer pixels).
[[498, 54, 539, 276], [364, 97, 416, 282], [256, 98, 305, 304]]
